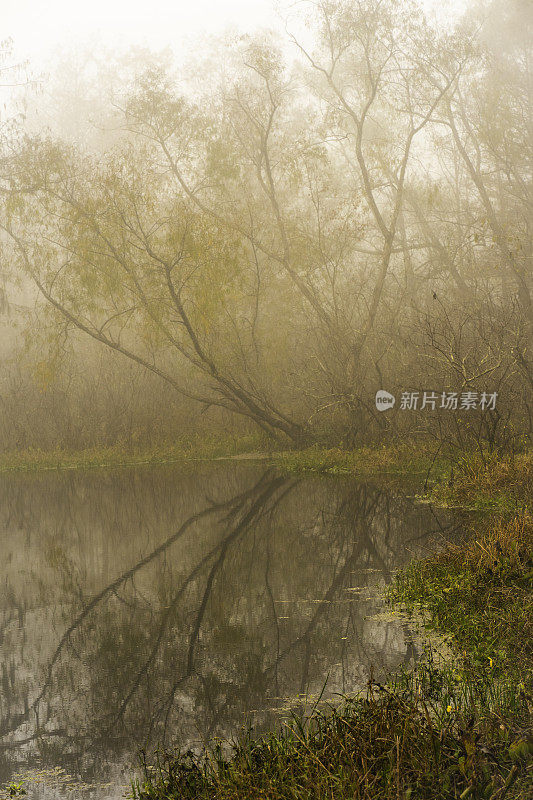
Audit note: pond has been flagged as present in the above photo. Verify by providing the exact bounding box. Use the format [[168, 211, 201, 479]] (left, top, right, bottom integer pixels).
[[0, 463, 460, 799]]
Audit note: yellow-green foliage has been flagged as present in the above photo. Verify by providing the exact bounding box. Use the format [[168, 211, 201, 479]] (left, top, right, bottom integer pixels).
[[390, 512, 533, 680]]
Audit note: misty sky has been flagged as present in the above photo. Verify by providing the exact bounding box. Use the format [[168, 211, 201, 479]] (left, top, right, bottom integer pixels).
[[5, 0, 469, 67]]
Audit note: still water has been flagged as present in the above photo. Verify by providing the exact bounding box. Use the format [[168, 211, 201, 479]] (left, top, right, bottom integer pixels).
[[0, 463, 459, 798]]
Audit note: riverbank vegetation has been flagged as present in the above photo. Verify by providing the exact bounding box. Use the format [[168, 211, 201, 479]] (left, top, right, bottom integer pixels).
[[3, 439, 530, 510], [0, 437, 440, 478], [0, 433, 267, 474]]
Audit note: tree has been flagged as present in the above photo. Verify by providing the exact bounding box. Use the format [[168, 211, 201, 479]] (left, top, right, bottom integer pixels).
[[441, 0, 533, 385], [3, 122, 308, 443]]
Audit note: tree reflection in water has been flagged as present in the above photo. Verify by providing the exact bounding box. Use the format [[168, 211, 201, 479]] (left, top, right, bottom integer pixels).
[[0, 464, 459, 790]]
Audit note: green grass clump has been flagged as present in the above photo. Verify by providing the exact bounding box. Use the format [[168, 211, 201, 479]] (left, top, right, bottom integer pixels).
[[0, 782, 26, 799], [428, 451, 533, 512], [131, 666, 531, 800], [389, 513, 533, 685], [273, 443, 446, 482]]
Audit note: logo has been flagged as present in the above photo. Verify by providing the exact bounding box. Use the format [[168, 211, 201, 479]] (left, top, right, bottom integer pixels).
[[373, 389, 498, 412], [375, 390, 395, 411]]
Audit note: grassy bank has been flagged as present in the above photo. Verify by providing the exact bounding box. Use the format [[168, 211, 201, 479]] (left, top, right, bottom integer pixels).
[[0, 437, 443, 477], [0, 433, 268, 474], [129, 450, 532, 800], [274, 443, 448, 481], [131, 666, 531, 799], [389, 514, 532, 685], [275, 446, 532, 512], [2, 435, 529, 513]]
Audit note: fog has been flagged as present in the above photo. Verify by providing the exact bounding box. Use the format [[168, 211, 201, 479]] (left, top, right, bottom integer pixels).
[[4, 1, 466, 64], [0, 5, 531, 798], [0, 0, 531, 452]]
